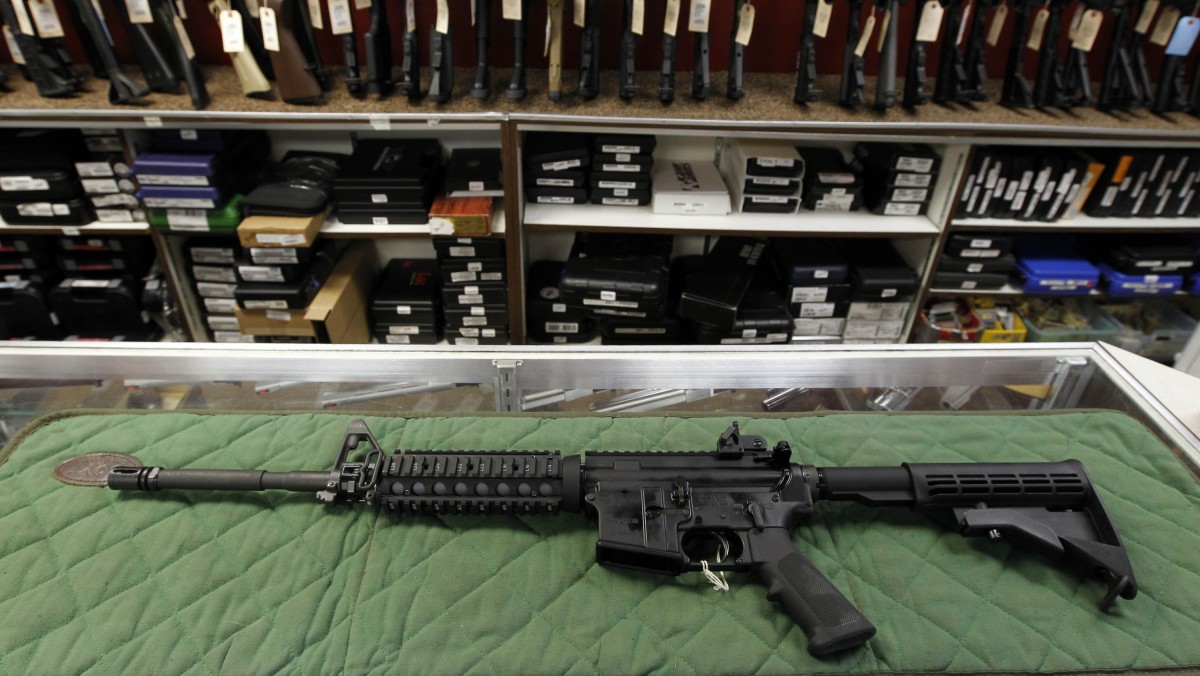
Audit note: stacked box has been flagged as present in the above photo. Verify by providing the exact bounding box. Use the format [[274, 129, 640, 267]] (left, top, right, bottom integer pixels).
[[0, 278, 60, 339], [600, 255, 700, 345], [43, 235, 159, 341], [333, 139, 442, 226], [769, 238, 850, 340], [679, 236, 769, 330], [1014, 236, 1100, 296], [651, 160, 731, 215], [855, 143, 940, 217], [843, 240, 919, 342], [558, 233, 673, 332], [1087, 237, 1197, 297], [933, 233, 1017, 291], [77, 129, 144, 224], [135, 130, 269, 233], [524, 132, 591, 205], [797, 148, 863, 212], [434, 236, 509, 345], [188, 236, 244, 340], [526, 261, 595, 344], [0, 130, 94, 226], [722, 139, 804, 214], [589, 134, 656, 207], [370, 259, 442, 345], [444, 148, 504, 197], [693, 287, 792, 345]]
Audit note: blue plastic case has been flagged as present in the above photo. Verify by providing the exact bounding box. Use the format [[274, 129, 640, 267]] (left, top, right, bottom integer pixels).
[[1016, 256, 1100, 295], [1097, 264, 1184, 297]]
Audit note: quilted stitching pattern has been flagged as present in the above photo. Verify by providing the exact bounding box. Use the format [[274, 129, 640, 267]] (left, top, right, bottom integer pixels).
[[1, 412, 1198, 674]]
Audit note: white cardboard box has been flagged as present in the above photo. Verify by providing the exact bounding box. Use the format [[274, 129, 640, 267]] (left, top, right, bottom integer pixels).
[[651, 161, 731, 215]]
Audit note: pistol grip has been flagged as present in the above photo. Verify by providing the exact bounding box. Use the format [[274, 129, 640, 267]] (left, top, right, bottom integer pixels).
[[749, 529, 876, 657]]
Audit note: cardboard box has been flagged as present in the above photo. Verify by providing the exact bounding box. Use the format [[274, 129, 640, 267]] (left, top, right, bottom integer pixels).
[[428, 196, 494, 236], [237, 211, 326, 248], [234, 242, 377, 342]]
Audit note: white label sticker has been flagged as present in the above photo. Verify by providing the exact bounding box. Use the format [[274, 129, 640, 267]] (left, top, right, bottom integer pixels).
[[75, 162, 114, 178], [256, 233, 308, 245], [266, 310, 292, 322], [0, 176, 50, 192]]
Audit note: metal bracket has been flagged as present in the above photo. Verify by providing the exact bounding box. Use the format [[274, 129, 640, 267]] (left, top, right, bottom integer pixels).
[[493, 360, 523, 412], [1041, 356, 1093, 410]]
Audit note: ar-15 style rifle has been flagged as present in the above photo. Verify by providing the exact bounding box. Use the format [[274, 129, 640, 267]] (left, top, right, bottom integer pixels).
[[840, 0, 870, 106], [1001, 0, 1036, 106], [1059, 0, 1106, 108], [471, 0, 490, 98], [1030, 0, 1068, 108], [105, 420, 1138, 658], [691, 0, 711, 100], [1098, 0, 1144, 109], [578, 0, 600, 99], [620, 0, 637, 100], [363, 0, 392, 96], [152, 0, 209, 108], [1150, 0, 1199, 113], [902, 0, 938, 107], [727, 0, 747, 100], [508, 0, 531, 99], [110, 0, 180, 93], [398, 0, 421, 99], [875, 0, 902, 109], [341, 5, 365, 97], [661, 0, 678, 103], [0, 0, 85, 97], [793, 0, 823, 104], [428, 1, 453, 102], [933, 0, 965, 103], [67, 0, 151, 103]]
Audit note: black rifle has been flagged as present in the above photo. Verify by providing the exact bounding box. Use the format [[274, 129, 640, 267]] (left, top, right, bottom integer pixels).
[[471, 0, 490, 98], [1001, 0, 1036, 106], [67, 0, 151, 104], [1031, 0, 1067, 108], [793, 0, 821, 104], [106, 420, 1139, 658], [932, 0, 965, 103], [660, 0, 677, 103], [0, 1, 84, 97], [508, 0, 530, 99], [106, 0, 178, 93], [1059, 0, 1106, 108], [620, 0, 637, 101], [152, 0, 210, 109], [364, 0, 392, 96], [727, 0, 747, 100], [959, 0, 995, 101], [875, 0, 902, 109], [902, 0, 934, 107], [1150, 0, 1198, 113], [342, 10, 365, 98], [1189, 52, 1200, 114], [840, 0, 868, 106], [1098, 0, 1144, 110], [691, 7, 711, 100], [399, 0, 421, 99], [61, 0, 108, 78], [429, 20, 453, 102], [578, 0, 600, 99]]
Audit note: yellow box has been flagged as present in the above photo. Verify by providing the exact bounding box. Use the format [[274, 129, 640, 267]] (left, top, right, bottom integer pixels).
[[237, 211, 326, 248], [980, 312, 1028, 343]]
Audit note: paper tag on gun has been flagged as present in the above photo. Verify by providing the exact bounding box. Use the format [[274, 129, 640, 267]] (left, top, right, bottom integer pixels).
[[436, 0, 449, 33], [330, 0, 353, 35], [689, 0, 710, 32], [1150, 6, 1181, 46], [308, 0, 323, 29], [986, 1, 1008, 47], [220, 9, 245, 52], [633, 0, 645, 35], [956, 0, 972, 46], [2, 27, 25, 64], [406, 0, 415, 31], [664, 0, 680, 36], [1071, 8, 1103, 52], [124, 0, 154, 24], [813, 0, 832, 38], [573, 0, 584, 27], [1165, 16, 1200, 56], [1027, 7, 1050, 50], [876, 8, 891, 52], [29, 0, 65, 38], [503, 0, 521, 20], [1135, 0, 1160, 34], [354, 0, 371, 8], [260, 6, 280, 51], [10, 0, 34, 36], [854, 13, 876, 57], [734, 3, 754, 45], [916, 0, 943, 42]]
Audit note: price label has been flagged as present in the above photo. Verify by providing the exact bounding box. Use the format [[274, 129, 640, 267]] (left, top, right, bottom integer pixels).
[[174, 15, 195, 58], [854, 13, 876, 57], [916, 0, 944, 42], [406, 0, 415, 32], [1135, 0, 1160, 34], [689, 0, 710, 32], [220, 9, 244, 52], [544, 9, 552, 54], [124, 0, 154, 24], [354, 0, 370, 8], [3, 26, 26, 64], [1165, 16, 1200, 56], [1151, 6, 1181, 46], [502, 0, 521, 20], [29, 0, 65, 38], [814, 0, 832, 38], [329, 0, 352, 34], [436, 0, 449, 33], [877, 8, 890, 51], [986, 1, 1007, 46], [1071, 8, 1103, 52], [261, 5, 279, 50], [11, 0, 35, 35], [574, 0, 584, 27], [664, 0, 680, 36], [1027, 6, 1050, 50], [176, 0, 186, 19], [308, 0, 323, 29], [734, 2, 754, 45], [632, 0, 644, 35]]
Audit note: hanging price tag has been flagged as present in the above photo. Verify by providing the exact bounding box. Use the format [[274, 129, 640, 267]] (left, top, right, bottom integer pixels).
[[544, 10, 551, 54], [1150, 6, 1181, 46], [308, 0, 323, 29], [986, 0, 1007, 46], [956, 0, 972, 45], [574, 0, 584, 28], [124, 0, 154, 24], [854, 14, 876, 57], [916, 0, 944, 42], [174, 15, 195, 58], [1026, 6, 1050, 50], [354, 0, 371, 9], [632, 0, 644, 35], [220, 8, 244, 52], [689, 0, 710, 32], [329, 0, 352, 33], [11, 0, 35, 34], [29, 0, 65, 38], [877, 8, 891, 51], [1165, 16, 1200, 55], [813, 0, 833, 38], [1135, 0, 1160, 34], [261, 5, 280, 50], [2, 26, 26, 64], [406, 0, 415, 31], [734, 3, 754, 45], [1071, 8, 1103, 52], [176, 0, 186, 19], [664, 0, 680, 36], [436, 0, 449, 33], [502, 0, 520, 20]]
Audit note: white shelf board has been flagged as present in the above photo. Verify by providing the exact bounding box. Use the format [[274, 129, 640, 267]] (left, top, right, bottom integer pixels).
[[320, 201, 507, 238], [952, 215, 1200, 231], [0, 220, 151, 235], [524, 202, 940, 236]]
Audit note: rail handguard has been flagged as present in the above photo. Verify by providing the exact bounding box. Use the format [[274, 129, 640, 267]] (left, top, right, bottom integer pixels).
[[107, 420, 1138, 657]]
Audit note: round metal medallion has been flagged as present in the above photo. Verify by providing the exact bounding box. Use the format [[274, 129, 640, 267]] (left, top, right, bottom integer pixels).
[[52, 453, 143, 487]]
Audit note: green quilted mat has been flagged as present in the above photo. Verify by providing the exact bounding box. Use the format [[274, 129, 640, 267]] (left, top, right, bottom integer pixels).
[[2, 411, 1199, 675]]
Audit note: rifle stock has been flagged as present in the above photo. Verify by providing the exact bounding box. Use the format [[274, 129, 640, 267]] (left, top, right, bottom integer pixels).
[[902, 0, 931, 107], [508, 0, 530, 99], [578, 0, 600, 99], [875, 0, 900, 109], [111, 0, 180, 93], [364, 0, 393, 96], [429, 24, 453, 102], [261, 0, 325, 104], [208, 0, 273, 98], [793, 0, 820, 104], [691, 31, 710, 100], [67, 0, 151, 104], [620, 0, 637, 100], [399, 0, 421, 99], [152, 0, 210, 109], [840, 0, 867, 106], [727, 0, 746, 101], [1001, 0, 1035, 107], [1, 1, 84, 97], [471, 0, 490, 98]]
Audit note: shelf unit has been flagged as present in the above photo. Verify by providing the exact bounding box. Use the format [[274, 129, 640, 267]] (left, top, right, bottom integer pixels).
[[3, 69, 1200, 355]]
